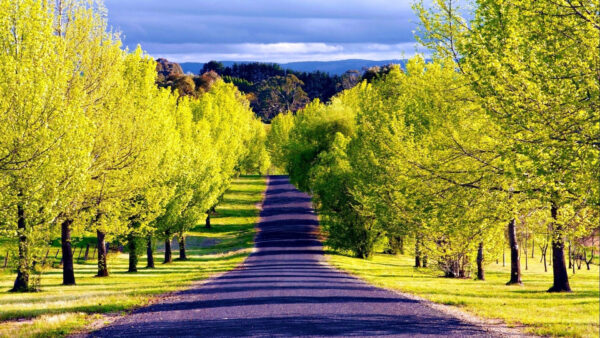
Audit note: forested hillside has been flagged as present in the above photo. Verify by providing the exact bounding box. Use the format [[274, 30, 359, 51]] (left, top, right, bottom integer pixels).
[[156, 60, 396, 122], [181, 59, 409, 76]]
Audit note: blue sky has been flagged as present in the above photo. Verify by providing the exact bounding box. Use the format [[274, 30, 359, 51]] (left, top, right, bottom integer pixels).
[[104, 0, 429, 63]]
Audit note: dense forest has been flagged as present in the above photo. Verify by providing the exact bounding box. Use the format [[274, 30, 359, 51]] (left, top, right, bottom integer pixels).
[[157, 59, 393, 122]]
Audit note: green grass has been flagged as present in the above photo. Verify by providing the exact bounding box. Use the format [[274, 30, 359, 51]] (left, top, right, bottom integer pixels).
[[327, 251, 599, 337], [0, 175, 266, 337]]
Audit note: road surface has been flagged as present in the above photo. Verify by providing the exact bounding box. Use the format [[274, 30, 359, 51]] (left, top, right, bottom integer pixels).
[[90, 176, 492, 337]]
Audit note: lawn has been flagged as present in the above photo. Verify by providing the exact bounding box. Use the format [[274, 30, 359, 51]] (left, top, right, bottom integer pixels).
[[0, 175, 266, 337], [327, 251, 599, 337]]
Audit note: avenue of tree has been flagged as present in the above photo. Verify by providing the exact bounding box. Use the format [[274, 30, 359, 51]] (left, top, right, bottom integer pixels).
[[268, 0, 599, 292], [0, 0, 269, 292]]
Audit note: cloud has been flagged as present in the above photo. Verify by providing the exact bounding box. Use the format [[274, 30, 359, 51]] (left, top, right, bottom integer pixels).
[[104, 0, 428, 62]]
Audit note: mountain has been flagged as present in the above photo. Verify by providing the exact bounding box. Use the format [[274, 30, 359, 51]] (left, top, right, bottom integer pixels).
[[180, 59, 408, 76]]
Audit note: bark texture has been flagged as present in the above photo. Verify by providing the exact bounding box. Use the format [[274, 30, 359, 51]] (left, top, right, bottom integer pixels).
[[128, 233, 138, 273], [476, 242, 485, 281], [178, 235, 187, 260], [164, 234, 172, 264], [548, 203, 571, 292], [506, 219, 522, 285], [146, 235, 155, 268], [97, 230, 109, 277], [61, 219, 76, 285], [12, 203, 29, 292]]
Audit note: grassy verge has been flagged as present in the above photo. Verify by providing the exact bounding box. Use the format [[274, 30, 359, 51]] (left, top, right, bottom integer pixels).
[[327, 251, 599, 337], [0, 175, 266, 337]]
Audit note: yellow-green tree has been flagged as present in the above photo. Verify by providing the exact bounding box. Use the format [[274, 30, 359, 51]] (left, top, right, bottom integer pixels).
[[416, 0, 599, 292], [0, 0, 101, 291]]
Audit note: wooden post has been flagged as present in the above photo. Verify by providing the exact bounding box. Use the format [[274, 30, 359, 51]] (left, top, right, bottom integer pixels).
[[43, 249, 49, 266], [84, 244, 90, 261]]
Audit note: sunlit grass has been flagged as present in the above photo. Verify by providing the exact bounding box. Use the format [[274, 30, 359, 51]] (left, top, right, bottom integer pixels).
[[327, 251, 599, 337], [0, 175, 266, 337]]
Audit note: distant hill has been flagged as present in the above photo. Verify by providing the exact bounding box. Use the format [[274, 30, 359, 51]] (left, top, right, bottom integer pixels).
[[180, 59, 408, 76]]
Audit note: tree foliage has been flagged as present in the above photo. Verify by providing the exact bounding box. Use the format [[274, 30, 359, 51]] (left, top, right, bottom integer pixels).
[[272, 0, 599, 291], [0, 0, 269, 291]]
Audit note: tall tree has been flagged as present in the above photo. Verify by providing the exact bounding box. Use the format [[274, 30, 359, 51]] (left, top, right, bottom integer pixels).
[[416, 0, 599, 292]]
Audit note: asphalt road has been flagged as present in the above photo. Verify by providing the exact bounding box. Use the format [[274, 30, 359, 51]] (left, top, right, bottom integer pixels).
[[90, 176, 492, 337]]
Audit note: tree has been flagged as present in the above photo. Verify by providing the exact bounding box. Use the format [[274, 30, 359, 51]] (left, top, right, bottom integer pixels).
[[416, 0, 599, 291], [0, 0, 105, 291], [255, 74, 310, 121]]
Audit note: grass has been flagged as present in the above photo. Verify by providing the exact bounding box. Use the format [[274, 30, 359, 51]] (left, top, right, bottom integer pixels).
[[327, 251, 599, 337], [0, 175, 266, 337]]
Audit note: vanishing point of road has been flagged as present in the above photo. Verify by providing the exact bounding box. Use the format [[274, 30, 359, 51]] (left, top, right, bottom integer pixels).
[[90, 176, 493, 337]]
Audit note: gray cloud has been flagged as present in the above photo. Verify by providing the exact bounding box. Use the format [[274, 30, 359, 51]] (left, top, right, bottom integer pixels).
[[104, 0, 427, 62]]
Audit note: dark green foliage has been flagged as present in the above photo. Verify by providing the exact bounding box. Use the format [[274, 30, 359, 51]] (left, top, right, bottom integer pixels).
[[222, 76, 253, 93], [254, 75, 309, 122]]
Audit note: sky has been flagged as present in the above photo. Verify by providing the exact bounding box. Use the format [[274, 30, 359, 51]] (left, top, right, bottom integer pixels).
[[103, 0, 429, 63]]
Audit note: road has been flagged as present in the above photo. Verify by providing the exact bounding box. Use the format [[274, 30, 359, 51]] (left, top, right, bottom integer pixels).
[[90, 176, 492, 337]]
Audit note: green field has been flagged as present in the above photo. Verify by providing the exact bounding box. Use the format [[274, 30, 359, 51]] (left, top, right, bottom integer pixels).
[[0, 176, 266, 337], [327, 251, 599, 337]]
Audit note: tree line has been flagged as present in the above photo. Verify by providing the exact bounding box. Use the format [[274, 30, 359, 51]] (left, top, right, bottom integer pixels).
[[0, 0, 269, 292], [200, 61, 364, 122], [268, 0, 599, 293]]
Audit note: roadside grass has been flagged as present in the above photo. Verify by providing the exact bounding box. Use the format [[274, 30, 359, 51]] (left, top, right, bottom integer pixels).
[[0, 175, 266, 337], [327, 251, 599, 337]]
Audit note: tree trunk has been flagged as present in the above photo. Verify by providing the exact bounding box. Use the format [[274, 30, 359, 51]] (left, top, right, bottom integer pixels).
[[584, 250, 592, 270], [541, 243, 548, 272], [127, 233, 138, 273], [178, 234, 187, 260], [11, 203, 29, 292], [96, 230, 109, 277], [84, 243, 90, 261], [524, 238, 528, 270], [568, 240, 572, 269], [414, 234, 422, 268], [422, 254, 428, 268], [61, 219, 76, 285], [146, 235, 155, 268], [164, 233, 172, 264], [506, 219, 522, 285], [399, 236, 405, 255], [476, 242, 485, 280], [548, 202, 571, 292], [205, 212, 211, 229]]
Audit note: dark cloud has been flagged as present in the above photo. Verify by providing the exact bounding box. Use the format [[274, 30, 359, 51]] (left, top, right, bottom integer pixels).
[[104, 0, 426, 62]]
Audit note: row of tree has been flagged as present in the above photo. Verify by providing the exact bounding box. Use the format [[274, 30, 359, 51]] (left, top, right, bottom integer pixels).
[[0, 0, 269, 292], [268, 0, 598, 292]]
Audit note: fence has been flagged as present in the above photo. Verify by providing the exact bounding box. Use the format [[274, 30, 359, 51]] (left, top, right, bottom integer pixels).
[[0, 243, 122, 270]]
